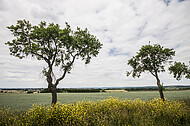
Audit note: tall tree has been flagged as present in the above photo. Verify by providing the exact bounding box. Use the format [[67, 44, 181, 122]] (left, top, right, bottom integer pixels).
[[127, 43, 175, 101], [169, 62, 190, 80], [6, 20, 102, 105]]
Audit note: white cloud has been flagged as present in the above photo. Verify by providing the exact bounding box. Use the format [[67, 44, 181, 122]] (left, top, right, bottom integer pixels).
[[0, 0, 190, 88]]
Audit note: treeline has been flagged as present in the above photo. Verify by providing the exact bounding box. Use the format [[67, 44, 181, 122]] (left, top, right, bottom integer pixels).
[[1, 86, 190, 93], [125, 87, 158, 91], [125, 86, 190, 91], [40, 88, 101, 93], [164, 87, 190, 91]]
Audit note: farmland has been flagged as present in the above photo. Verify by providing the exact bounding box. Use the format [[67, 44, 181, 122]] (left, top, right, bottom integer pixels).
[[0, 90, 190, 109], [1, 90, 190, 125]]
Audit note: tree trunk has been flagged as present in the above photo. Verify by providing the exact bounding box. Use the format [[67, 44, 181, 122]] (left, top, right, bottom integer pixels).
[[155, 75, 165, 101], [46, 67, 57, 106], [51, 85, 57, 105], [158, 84, 165, 101]]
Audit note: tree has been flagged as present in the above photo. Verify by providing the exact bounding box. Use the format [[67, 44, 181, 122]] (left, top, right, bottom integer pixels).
[[6, 20, 102, 105], [127, 43, 175, 101], [169, 62, 190, 80]]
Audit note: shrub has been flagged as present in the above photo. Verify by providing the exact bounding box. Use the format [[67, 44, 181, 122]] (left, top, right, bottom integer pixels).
[[40, 89, 50, 93], [0, 98, 189, 126], [63, 88, 101, 93], [27, 91, 34, 94]]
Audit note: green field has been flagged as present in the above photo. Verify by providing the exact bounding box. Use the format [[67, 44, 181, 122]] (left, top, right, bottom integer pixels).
[[0, 90, 190, 109]]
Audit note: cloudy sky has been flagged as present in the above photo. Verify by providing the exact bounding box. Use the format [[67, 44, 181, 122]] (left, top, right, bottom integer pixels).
[[0, 0, 190, 88]]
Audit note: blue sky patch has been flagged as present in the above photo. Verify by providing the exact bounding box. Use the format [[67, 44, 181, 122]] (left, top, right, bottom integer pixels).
[[109, 48, 129, 56], [163, 0, 171, 6], [178, 0, 184, 2]]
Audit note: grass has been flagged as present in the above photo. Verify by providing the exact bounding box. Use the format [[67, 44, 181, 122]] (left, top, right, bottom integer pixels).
[[0, 98, 190, 126], [0, 90, 190, 109]]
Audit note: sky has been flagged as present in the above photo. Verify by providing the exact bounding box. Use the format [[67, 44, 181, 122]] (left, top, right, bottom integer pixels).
[[0, 0, 190, 88]]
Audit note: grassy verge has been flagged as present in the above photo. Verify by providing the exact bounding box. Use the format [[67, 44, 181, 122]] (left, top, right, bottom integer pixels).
[[0, 98, 190, 126]]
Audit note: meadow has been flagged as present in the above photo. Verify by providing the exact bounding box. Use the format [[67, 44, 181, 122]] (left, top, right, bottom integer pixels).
[[0, 90, 190, 109]]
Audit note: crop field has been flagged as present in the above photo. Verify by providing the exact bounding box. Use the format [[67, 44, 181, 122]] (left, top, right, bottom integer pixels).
[[0, 90, 190, 109]]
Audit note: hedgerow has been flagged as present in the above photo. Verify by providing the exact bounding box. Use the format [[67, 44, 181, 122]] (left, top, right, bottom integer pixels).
[[0, 98, 190, 126]]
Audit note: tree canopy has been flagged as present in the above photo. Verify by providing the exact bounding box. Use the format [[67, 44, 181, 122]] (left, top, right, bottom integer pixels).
[[127, 43, 175, 101], [169, 62, 190, 80], [6, 20, 102, 104], [127, 44, 175, 78]]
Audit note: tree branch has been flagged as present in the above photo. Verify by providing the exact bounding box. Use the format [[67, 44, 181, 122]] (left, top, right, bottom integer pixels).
[[27, 36, 49, 64], [149, 70, 156, 77], [55, 54, 77, 86], [51, 40, 58, 67], [31, 50, 49, 63], [54, 47, 86, 86]]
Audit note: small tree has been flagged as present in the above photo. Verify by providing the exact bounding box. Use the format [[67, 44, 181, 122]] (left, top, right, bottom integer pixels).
[[169, 62, 190, 80], [6, 20, 102, 105], [127, 43, 175, 101]]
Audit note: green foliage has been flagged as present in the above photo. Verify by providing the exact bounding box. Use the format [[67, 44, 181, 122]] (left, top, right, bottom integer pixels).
[[40, 89, 51, 93], [27, 91, 34, 94], [5, 20, 102, 90], [127, 43, 176, 100], [127, 44, 175, 78], [125, 87, 158, 91], [0, 98, 189, 126], [169, 62, 190, 80], [6, 20, 102, 65], [61, 88, 101, 93]]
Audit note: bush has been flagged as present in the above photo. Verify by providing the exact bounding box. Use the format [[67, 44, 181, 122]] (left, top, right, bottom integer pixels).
[[40, 89, 65, 93], [40, 89, 50, 93], [27, 91, 34, 94], [0, 98, 190, 126], [62, 88, 101, 93]]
